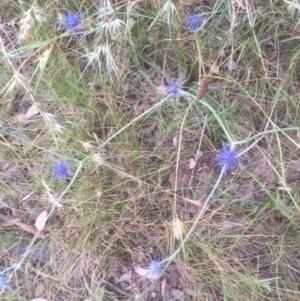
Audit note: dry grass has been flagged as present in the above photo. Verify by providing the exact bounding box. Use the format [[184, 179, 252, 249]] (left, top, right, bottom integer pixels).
[[1, 0, 300, 300]]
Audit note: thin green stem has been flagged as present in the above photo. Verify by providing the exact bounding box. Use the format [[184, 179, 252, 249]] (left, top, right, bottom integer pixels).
[[233, 127, 300, 146], [161, 167, 225, 264], [199, 97, 233, 143], [7, 161, 83, 282], [6, 96, 169, 281], [85, 97, 169, 161]]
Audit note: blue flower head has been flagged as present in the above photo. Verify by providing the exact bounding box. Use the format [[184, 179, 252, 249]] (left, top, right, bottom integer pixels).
[[144, 257, 163, 279], [53, 161, 68, 180], [215, 141, 238, 174], [165, 78, 182, 101], [0, 275, 8, 290], [185, 13, 203, 31], [61, 11, 82, 32]]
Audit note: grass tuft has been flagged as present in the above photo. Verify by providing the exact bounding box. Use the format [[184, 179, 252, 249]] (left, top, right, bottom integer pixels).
[[1, 0, 300, 300]]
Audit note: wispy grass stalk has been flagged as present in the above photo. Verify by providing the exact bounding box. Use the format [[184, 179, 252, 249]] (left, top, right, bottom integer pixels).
[[6, 160, 83, 283], [161, 166, 226, 264]]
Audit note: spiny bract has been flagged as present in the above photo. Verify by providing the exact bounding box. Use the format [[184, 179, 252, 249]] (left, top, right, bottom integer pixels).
[[144, 258, 163, 279], [185, 13, 203, 31], [61, 11, 81, 32], [165, 78, 183, 101], [53, 161, 68, 180], [215, 141, 238, 174]]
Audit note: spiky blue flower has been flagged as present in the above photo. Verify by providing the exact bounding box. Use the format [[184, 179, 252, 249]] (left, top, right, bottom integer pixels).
[[215, 141, 238, 174], [0, 275, 8, 290], [165, 78, 183, 101], [53, 161, 68, 180], [144, 257, 163, 280], [61, 11, 81, 32], [185, 13, 203, 31]]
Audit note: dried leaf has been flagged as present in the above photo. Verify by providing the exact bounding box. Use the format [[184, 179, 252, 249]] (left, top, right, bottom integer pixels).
[[134, 266, 150, 278], [34, 283, 45, 297], [119, 273, 131, 282], [15, 221, 36, 233], [188, 157, 196, 170], [172, 136, 177, 148], [161, 278, 171, 299], [224, 57, 237, 70], [9, 104, 40, 125], [10, 113, 27, 124], [12, 220, 44, 237], [25, 104, 39, 119], [171, 289, 184, 301], [168, 169, 185, 190], [161, 190, 172, 201], [34, 210, 47, 231], [157, 84, 168, 95]]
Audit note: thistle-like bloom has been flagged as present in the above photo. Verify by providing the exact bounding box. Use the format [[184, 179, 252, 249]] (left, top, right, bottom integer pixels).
[[144, 258, 163, 280], [185, 13, 203, 31], [61, 11, 81, 32], [215, 141, 238, 174], [53, 161, 68, 180], [166, 78, 181, 99], [0, 275, 8, 290], [157, 78, 192, 101]]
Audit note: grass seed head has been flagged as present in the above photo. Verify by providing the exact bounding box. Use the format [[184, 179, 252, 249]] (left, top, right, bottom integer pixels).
[[97, 1, 124, 36], [85, 43, 119, 76], [97, 18, 125, 36], [18, 9, 32, 42]]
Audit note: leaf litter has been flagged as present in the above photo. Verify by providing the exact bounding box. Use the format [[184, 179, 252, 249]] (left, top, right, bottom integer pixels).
[[1, 2, 300, 301], [34, 210, 47, 232]]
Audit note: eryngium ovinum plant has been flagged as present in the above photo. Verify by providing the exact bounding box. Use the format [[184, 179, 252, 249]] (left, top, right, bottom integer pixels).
[[2, 2, 300, 294]]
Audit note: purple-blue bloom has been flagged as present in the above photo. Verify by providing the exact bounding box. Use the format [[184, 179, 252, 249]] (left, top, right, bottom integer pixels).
[[61, 11, 81, 32], [0, 275, 8, 290], [165, 78, 182, 101], [185, 13, 203, 31], [53, 161, 68, 180], [144, 257, 163, 279], [215, 141, 238, 174]]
